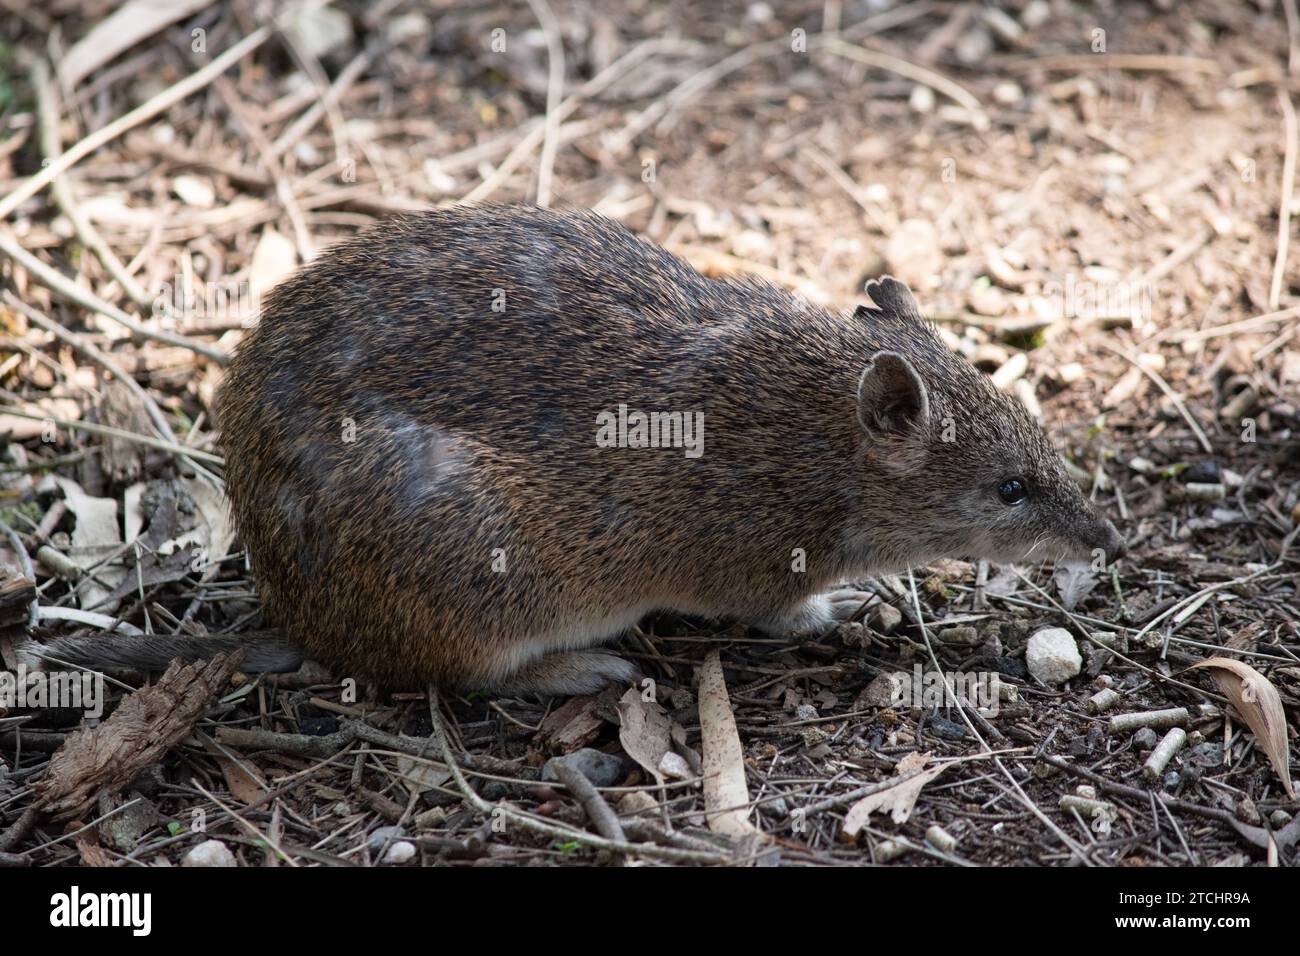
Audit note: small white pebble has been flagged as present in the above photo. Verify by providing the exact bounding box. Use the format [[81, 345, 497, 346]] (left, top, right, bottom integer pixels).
[[658, 751, 692, 780], [182, 839, 237, 867], [1058, 362, 1085, 384], [1021, 0, 1050, 28], [367, 825, 407, 851], [993, 81, 1024, 105], [859, 671, 906, 708], [863, 183, 890, 204], [1026, 627, 1082, 684], [383, 840, 418, 864], [172, 175, 215, 208]]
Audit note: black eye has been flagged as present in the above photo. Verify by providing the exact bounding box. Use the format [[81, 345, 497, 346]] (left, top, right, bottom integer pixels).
[[998, 477, 1027, 505]]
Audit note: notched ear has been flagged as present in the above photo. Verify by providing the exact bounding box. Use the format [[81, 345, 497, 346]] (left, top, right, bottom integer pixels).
[[856, 350, 930, 437], [860, 275, 924, 320]]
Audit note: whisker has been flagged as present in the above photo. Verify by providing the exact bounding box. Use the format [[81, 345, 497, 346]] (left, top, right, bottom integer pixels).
[[1022, 530, 1050, 559]]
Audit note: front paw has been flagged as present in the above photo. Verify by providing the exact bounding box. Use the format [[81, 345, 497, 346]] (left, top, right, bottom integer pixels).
[[760, 588, 874, 637], [822, 588, 874, 626]]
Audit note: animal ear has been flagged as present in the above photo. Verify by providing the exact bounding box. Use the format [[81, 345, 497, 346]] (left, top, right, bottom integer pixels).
[[856, 350, 930, 437], [858, 276, 924, 321]]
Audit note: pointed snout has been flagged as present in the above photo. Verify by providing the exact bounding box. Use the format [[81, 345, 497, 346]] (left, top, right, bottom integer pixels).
[[1097, 519, 1126, 565]]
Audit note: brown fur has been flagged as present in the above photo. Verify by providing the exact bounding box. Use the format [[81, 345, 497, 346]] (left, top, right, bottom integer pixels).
[[32, 205, 1124, 693]]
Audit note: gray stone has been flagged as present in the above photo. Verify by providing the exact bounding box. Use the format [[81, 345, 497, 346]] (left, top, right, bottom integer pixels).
[[542, 748, 624, 788], [366, 825, 407, 851]]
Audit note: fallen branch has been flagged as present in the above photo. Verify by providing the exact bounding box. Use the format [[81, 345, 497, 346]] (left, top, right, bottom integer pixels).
[[426, 687, 728, 865], [548, 755, 626, 844]]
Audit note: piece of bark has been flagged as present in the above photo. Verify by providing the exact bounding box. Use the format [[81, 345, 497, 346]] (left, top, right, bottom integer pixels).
[[75, 833, 117, 867], [32, 651, 243, 821], [538, 695, 605, 753], [97, 381, 152, 484]]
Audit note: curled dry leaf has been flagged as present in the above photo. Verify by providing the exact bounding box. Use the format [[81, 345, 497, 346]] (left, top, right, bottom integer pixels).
[[45, 475, 126, 611], [616, 687, 671, 786], [1190, 657, 1294, 799], [1052, 560, 1097, 611], [843, 754, 948, 835], [171, 477, 235, 582]]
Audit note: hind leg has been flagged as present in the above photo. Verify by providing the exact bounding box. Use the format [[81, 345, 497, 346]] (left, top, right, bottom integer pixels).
[[488, 649, 640, 697]]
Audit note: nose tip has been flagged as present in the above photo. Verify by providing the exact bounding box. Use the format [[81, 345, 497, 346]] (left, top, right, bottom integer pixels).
[[1105, 524, 1126, 564]]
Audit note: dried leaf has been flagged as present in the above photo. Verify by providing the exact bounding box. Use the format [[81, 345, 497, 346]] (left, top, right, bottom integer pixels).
[[395, 752, 451, 795], [698, 650, 760, 839], [843, 759, 948, 834], [198, 724, 266, 805], [46, 475, 127, 610], [75, 835, 116, 867], [616, 687, 671, 786], [983, 566, 1022, 597], [166, 477, 235, 582], [1190, 657, 1294, 799], [895, 750, 933, 775], [249, 227, 298, 302], [1053, 560, 1097, 611], [50, 476, 120, 554], [215, 756, 266, 805], [59, 0, 213, 90]]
